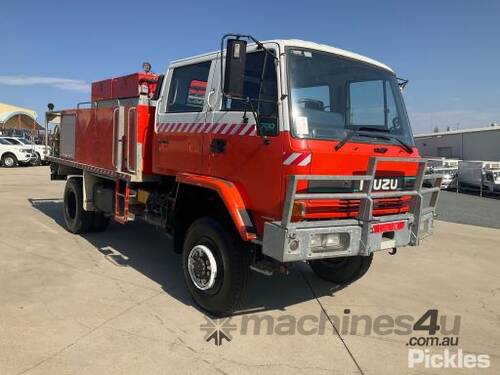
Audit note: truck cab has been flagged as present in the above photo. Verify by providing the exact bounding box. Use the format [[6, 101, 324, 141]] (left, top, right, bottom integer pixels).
[[154, 38, 439, 259]]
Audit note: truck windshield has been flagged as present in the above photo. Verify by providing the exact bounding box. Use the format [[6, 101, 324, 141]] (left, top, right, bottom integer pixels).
[[287, 48, 414, 146]]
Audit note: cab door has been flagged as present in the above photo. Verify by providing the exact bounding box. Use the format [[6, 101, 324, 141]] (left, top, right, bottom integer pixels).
[[205, 49, 284, 223], [154, 59, 213, 175]]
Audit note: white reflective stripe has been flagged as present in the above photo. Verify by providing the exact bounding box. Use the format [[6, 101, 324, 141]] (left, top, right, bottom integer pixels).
[[220, 123, 232, 135], [297, 154, 312, 166], [184, 123, 192, 132], [190, 123, 200, 132], [230, 123, 242, 135], [239, 123, 253, 135], [157, 122, 261, 136], [283, 153, 301, 165], [204, 123, 214, 133], [213, 123, 225, 134]]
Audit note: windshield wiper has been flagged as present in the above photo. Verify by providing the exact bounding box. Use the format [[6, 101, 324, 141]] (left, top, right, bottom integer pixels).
[[335, 129, 414, 154], [335, 130, 358, 151], [354, 127, 413, 153], [389, 136, 414, 153]]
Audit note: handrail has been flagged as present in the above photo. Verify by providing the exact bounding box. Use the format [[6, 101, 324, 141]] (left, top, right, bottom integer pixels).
[[76, 101, 97, 109], [111, 107, 119, 168], [126, 107, 137, 173]]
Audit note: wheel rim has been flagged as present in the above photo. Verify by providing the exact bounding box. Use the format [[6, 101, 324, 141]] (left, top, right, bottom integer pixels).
[[66, 191, 77, 219], [31, 153, 40, 164], [4, 157, 14, 167], [188, 244, 218, 290]]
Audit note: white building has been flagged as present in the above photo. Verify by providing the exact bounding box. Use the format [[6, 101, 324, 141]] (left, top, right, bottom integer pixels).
[[414, 125, 500, 160]]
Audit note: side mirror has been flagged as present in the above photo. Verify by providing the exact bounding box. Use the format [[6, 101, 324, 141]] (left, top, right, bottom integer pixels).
[[223, 39, 247, 98]]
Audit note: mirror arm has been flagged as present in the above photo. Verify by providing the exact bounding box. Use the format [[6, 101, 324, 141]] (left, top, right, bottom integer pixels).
[[219, 33, 278, 97], [246, 97, 269, 145]]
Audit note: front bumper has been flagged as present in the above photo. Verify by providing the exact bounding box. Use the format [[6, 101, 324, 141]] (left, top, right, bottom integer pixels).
[[262, 157, 442, 262], [18, 153, 36, 163]]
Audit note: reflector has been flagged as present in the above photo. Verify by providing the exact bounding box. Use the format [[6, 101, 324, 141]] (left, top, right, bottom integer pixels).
[[371, 221, 405, 234]]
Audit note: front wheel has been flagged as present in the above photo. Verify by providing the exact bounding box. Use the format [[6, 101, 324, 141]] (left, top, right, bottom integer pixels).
[[309, 254, 373, 285], [1, 154, 18, 168], [182, 217, 250, 316], [30, 152, 42, 166]]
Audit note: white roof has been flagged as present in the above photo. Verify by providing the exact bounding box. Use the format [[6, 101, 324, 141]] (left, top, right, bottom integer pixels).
[[171, 39, 394, 73], [415, 125, 500, 138]]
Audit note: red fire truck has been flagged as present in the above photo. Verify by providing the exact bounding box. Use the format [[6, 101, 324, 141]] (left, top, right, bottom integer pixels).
[[46, 35, 442, 316]]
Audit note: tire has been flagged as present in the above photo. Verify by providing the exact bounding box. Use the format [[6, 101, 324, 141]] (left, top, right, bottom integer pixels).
[[1, 153, 18, 168], [182, 217, 250, 316], [92, 212, 110, 232], [30, 152, 42, 166], [63, 177, 94, 234], [309, 254, 373, 285]]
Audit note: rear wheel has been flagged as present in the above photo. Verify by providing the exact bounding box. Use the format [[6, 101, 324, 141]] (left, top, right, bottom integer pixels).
[[182, 217, 250, 316], [63, 177, 94, 234], [1, 153, 18, 168], [309, 254, 373, 285]]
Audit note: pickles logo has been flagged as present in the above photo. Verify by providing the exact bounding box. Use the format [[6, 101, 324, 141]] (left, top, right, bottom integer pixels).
[[200, 316, 237, 346]]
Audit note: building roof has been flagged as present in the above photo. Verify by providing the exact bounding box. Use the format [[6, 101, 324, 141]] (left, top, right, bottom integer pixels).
[[0, 102, 42, 130], [171, 39, 394, 73], [415, 125, 500, 139], [0, 102, 37, 123]]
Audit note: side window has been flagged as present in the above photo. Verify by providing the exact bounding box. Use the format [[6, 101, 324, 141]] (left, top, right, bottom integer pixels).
[[223, 51, 278, 118], [166, 61, 211, 113]]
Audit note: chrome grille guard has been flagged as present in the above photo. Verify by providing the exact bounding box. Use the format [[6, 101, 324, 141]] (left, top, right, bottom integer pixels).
[[281, 157, 443, 250]]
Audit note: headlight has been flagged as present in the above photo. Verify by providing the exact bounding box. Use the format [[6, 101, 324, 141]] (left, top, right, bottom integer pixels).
[[310, 233, 348, 251], [21, 148, 31, 153]]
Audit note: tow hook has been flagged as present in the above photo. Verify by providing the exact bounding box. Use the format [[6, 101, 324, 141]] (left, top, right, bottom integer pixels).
[[389, 248, 397, 255]]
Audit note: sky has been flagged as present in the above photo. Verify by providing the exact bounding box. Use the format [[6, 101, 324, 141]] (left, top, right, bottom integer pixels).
[[1, 0, 499, 134]]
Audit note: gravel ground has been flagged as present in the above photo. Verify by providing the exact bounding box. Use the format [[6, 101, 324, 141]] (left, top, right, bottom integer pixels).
[[436, 190, 500, 229]]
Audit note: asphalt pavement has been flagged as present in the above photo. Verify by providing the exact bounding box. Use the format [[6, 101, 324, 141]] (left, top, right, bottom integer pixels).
[[0, 167, 499, 375], [436, 190, 500, 229]]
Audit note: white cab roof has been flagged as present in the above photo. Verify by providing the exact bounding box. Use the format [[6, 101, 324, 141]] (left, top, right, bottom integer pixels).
[[170, 39, 394, 73]]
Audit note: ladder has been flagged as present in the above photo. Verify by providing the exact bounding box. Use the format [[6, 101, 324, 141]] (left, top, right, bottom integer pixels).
[[114, 180, 136, 224]]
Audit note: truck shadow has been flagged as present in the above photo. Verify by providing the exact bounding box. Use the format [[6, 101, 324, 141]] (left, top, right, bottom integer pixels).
[[29, 198, 342, 316]]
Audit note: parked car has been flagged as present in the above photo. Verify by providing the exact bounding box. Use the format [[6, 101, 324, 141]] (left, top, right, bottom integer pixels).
[[424, 158, 460, 190], [0, 138, 35, 167], [0, 136, 51, 165]]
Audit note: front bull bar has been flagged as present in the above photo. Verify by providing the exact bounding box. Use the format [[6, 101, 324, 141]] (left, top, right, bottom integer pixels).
[[262, 157, 443, 262]]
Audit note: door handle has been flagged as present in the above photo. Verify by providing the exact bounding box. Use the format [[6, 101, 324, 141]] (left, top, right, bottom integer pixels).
[[157, 139, 169, 144], [210, 138, 226, 154]]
